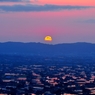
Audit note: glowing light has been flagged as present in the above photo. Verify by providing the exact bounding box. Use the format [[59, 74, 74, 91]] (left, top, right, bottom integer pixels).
[[44, 36, 52, 42]]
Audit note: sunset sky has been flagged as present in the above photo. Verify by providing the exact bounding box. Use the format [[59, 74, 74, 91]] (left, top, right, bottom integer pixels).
[[0, 0, 95, 44]]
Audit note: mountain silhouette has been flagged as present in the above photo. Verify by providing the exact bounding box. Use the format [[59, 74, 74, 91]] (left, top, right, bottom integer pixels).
[[0, 42, 95, 57]]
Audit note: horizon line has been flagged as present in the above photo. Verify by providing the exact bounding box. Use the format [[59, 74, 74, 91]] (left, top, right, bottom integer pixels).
[[0, 41, 94, 45]]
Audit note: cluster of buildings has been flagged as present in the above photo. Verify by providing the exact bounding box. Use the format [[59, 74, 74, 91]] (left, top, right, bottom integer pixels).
[[0, 61, 95, 95]]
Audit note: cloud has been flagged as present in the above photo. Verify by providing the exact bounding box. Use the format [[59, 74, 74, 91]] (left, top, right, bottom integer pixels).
[[0, 4, 93, 12], [0, 0, 22, 2], [77, 19, 95, 24], [84, 19, 95, 23], [0, 0, 30, 2]]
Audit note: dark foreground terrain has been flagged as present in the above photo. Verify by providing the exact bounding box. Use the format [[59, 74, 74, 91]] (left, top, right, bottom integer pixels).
[[0, 55, 95, 95]]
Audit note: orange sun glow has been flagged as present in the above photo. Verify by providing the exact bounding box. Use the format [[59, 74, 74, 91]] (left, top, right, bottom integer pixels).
[[44, 36, 52, 42]]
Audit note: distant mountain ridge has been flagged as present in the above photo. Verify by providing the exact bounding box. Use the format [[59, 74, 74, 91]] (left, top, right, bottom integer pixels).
[[0, 42, 95, 57]]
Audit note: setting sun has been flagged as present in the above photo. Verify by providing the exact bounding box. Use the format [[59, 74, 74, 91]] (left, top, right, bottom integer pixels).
[[44, 36, 52, 42]]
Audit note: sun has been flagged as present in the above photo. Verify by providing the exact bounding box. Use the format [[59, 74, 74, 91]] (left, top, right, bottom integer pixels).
[[44, 36, 52, 42]]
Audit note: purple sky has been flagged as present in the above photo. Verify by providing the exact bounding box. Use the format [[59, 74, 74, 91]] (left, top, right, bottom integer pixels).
[[0, 0, 95, 44]]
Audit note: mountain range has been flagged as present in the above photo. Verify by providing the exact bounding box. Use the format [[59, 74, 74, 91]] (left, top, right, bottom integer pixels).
[[0, 42, 95, 57]]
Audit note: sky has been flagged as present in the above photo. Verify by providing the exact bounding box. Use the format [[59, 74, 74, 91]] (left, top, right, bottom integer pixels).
[[0, 0, 95, 44]]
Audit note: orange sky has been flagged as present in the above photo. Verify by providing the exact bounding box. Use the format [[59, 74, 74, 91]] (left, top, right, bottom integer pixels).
[[37, 0, 95, 6], [0, 0, 95, 6]]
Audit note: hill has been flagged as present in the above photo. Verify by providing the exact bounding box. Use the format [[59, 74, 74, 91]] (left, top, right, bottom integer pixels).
[[0, 42, 95, 57]]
